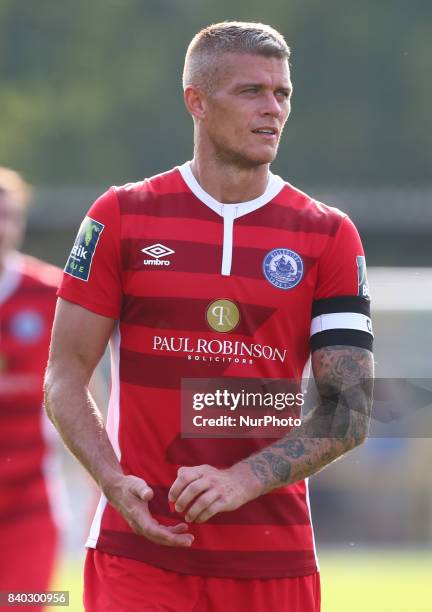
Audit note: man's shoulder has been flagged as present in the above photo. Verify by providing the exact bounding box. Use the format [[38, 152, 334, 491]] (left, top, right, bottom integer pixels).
[[113, 166, 184, 201], [278, 180, 347, 221], [269, 178, 348, 237], [107, 166, 189, 218]]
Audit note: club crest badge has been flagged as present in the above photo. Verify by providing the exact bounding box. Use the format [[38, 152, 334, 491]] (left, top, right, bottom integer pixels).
[[263, 248, 304, 290]]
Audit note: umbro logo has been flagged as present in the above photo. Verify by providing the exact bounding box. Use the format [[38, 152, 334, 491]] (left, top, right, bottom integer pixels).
[[141, 243, 175, 267], [142, 243, 175, 259]]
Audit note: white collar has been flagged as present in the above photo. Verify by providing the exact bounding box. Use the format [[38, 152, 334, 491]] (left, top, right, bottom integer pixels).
[[177, 161, 285, 219]]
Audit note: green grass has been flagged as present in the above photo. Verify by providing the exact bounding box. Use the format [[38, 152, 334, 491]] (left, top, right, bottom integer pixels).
[[320, 550, 432, 612], [53, 550, 431, 612], [52, 561, 83, 612]]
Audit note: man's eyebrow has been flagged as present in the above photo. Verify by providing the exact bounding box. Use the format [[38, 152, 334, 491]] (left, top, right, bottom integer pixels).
[[233, 82, 293, 93], [233, 82, 264, 89], [277, 86, 293, 94]]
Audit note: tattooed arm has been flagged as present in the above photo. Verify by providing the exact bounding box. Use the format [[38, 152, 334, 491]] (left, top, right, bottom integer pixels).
[[168, 345, 374, 522], [241, 345, 374, 493]]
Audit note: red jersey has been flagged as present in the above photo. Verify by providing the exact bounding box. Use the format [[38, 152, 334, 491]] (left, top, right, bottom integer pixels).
[[0, 253, 61, 524], [58, 162, 373, 579]]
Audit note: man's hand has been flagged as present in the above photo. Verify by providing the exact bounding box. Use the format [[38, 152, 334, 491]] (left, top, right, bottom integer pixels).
[[170, 346, 374, 518], [104, 474, 194, 547], [168, 464, 259, 523], [45, 300, 194, 549]]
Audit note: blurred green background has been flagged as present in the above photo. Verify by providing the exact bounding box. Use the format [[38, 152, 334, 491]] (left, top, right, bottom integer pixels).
[[1, 0, 431, 187], [1, 1, 431, 611]]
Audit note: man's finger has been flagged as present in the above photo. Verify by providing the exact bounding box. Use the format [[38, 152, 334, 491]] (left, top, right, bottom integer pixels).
[[132, 483, 154, 502], [144, 521, 194, 547], [166, 523, 190, 534], [174, 478, 210, 513], [123, 475, 154, 502], [185, 490, 220, 523], [168, 467, 204, 502], [194, 499, 225, 524], [124, 494, 193, 546]]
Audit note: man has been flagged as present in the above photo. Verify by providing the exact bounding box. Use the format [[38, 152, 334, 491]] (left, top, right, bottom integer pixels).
[[0, 168, 61, 608], [45, 22, 374, 611]]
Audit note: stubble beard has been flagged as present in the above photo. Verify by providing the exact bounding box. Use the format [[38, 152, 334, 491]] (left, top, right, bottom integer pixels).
[[213, 139, 279, 170]]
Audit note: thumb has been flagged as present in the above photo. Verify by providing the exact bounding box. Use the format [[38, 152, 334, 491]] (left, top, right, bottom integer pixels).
[[130, 478, 154, 502]]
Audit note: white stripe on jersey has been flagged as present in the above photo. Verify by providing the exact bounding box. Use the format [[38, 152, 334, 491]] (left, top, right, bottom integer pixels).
[[106, 323, 122, 459], [305, 478, 320, 572], [221, 206, 235, 276], [86, 323, 121, 548]]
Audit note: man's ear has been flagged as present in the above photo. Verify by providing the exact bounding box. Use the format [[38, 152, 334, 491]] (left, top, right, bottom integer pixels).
[[184, 85, 207, 120]]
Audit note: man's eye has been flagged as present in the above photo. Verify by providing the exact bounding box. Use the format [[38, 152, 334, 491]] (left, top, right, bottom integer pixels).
[[243, 88, 258, 94]]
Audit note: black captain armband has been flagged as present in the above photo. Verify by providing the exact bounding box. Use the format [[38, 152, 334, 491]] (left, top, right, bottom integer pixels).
[[310, 295, 373, 352]]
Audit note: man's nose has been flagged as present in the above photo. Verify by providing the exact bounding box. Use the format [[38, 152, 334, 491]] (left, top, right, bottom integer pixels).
[[260, 93, 283, 117]]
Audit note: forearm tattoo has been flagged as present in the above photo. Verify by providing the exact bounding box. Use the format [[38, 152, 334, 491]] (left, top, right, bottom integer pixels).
[[242, 346, 374, 491]]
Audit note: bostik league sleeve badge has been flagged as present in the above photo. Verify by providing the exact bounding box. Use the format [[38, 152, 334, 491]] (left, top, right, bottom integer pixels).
[[64, 216, 105, 281], [356, 255, 370, 299]]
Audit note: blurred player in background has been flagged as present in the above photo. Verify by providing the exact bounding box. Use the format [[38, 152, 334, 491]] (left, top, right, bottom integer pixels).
[[45, 22, 374, 612], [0, 168, 63, 608]]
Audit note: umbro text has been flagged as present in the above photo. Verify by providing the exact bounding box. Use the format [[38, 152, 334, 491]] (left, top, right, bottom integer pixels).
[[143, 259, 170, 266]]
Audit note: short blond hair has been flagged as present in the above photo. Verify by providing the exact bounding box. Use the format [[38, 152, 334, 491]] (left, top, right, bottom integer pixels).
[[0, 167, 32, 210], [183, 21, 290, 93]]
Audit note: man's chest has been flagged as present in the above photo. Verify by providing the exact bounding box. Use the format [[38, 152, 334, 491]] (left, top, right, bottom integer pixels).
[[118, 214, 319, 379], [120, 213, 318, 305]]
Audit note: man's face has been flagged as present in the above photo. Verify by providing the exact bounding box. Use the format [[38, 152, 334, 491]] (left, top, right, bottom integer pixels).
[[0, 193, 26, 263], [201, 52, 292, 167]]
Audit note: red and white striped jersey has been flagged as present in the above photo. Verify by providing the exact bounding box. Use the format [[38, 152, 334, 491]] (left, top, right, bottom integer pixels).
[[58, 162, 373, 578], [0, 253, 62, 524]]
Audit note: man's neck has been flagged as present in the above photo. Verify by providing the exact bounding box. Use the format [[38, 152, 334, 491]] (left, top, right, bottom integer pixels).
[[190, 156, 271, 204]]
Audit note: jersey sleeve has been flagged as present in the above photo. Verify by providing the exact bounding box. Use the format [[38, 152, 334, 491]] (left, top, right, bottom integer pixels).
[[310, 214, 373, 352], [57, 187, 122, 319]]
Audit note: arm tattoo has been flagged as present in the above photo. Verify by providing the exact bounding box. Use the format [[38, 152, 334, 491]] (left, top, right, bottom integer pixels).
[[273, 439, 306, 458], [241, 345, 374, 492], [244, 453, 291, 486], [244, 456, 273, 486], [311, 345, 374, 444]]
